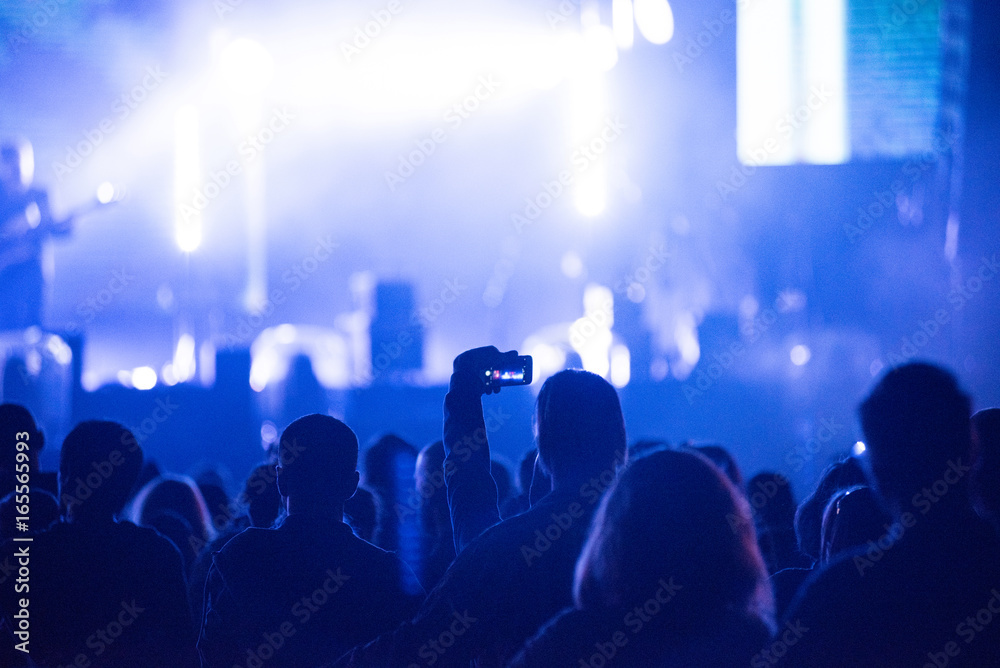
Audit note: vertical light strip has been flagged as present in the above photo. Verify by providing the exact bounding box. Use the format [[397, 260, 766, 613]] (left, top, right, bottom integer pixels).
[[737, 0, 795, 165], [570, 72, 609, 217], [612, 0, 635, 50], [801, 0, 848, 163], [174, 105, 201, 252]]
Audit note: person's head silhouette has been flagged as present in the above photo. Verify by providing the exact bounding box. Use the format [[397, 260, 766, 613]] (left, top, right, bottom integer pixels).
[[859, 362, 971, 515], [276, 414, 360, 516], [971, 407, 1000, 522], [534, 369, 626, 488], [574, 449, 772, 626], [59, 420, 143, 523]]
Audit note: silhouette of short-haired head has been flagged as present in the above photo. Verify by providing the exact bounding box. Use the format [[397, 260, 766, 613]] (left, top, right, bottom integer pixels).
[[820, 486, 892, 563], [362, 434, 417, 491], [59, 420, 143, 521], [276, 414, 359, 504], [535, 369, 625, 486], [859, 362, 971, 509], [574, 449, 772, 624], [972, 408, 1000, 522]]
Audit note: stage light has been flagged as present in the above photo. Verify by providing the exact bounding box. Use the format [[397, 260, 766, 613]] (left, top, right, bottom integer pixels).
[[853, 441, 866, 456], [613, 0, 635, 50], [790, 344, 811, 366], [172, 333, 196, 382], [173, 104, 201, 253], [96, 181, 116, 204], [634, 0, 674, 45], [260, 421, 278, 447], [582, 24, 619, 72], [131, 366, 157, 390], [561, 251, 585, 278], [218, 37, 275, 95], [574, 165, 607, 217], [610, 344, 631, 387]]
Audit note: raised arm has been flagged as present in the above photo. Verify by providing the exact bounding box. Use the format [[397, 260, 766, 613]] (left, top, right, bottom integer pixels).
[[442, 346, 502, 553]]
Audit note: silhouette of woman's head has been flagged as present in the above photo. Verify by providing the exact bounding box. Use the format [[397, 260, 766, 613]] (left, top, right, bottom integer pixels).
[[131, 474, 215, 546], [535, 369, 625, 486], [574, 449, 772, 627]]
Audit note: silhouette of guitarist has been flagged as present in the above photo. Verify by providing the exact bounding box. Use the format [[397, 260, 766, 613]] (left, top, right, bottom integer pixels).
[[0, 139, 71, 331]]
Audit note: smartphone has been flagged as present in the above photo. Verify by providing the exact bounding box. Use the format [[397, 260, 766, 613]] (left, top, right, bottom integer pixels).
[[483, 354, 533, 389]]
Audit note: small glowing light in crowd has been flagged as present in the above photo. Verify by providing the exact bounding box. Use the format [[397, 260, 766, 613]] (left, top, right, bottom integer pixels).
[[561, 251, 584, 278], [790, 344, 811, 366], [96, 181, 116, 204], [853, 441, 866, 456], [261, 421, 278, 448], [634, 0, 674, 45], [610, 344, 631, 387], [132, 366, 157, 390]]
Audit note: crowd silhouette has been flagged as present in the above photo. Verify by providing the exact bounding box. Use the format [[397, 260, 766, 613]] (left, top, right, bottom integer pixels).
[[0, 350, 998, 667]]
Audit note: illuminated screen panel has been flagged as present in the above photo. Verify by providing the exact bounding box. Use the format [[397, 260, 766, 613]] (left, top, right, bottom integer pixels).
[[738, 0, 942, 165]]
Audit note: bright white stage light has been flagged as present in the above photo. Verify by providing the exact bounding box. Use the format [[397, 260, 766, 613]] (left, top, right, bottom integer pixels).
[[790, 344, 811, 366], [219, 37, 275, 95], [613, 0, 635, 50], [173, 104, 201, 253], [96, 181, 116, 204], [131, 366, 158, 390], [853, 441, 866, 456], [634, 0, 674, 45]]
